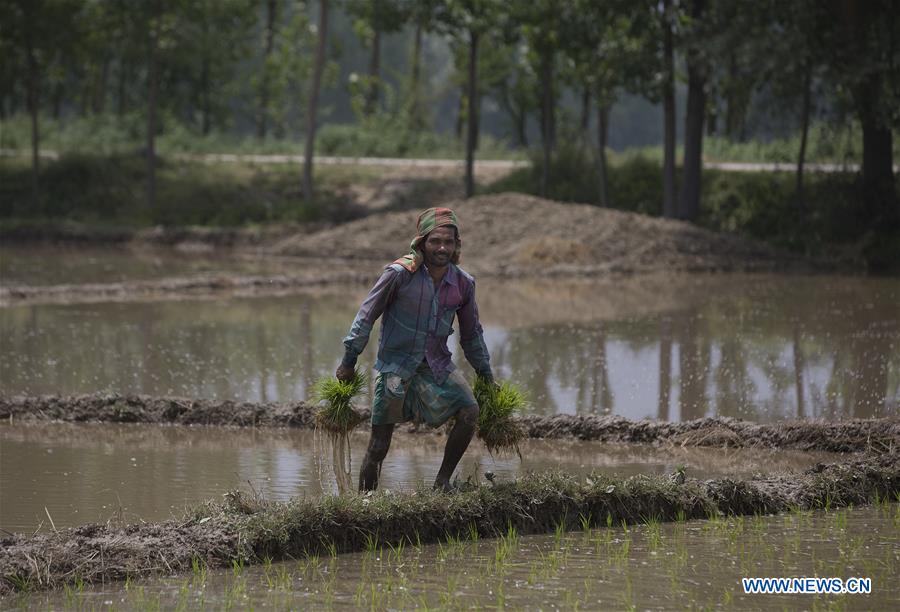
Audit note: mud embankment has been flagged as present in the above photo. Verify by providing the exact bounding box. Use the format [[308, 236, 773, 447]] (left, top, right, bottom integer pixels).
[[1, 194, 839, 306], [2, 394, 897, 454], [0, 223, 308, 249], [1, 455, 897, 594], [0, 265, 376, 306]]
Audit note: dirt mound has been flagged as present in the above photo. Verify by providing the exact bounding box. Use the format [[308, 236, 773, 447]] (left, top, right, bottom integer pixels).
[[271, 193, 805, 276]]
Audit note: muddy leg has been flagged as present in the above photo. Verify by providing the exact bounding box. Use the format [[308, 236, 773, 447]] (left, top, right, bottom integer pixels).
[[359, 424, 394, 492], [434, 404, 478, 491]]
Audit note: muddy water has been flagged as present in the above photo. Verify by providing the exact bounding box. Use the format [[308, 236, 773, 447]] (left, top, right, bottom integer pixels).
[[0, 422, 836, 534], [0, 245, 294, 286], [12, 504, 898, 610], [2, 273, 898, 421]]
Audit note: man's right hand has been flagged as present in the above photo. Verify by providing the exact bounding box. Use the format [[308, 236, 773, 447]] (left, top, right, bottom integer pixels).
[[335, 364, 355, 382]]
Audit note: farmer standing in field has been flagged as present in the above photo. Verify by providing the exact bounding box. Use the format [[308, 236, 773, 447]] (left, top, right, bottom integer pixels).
[[335, 207, 495, 492]]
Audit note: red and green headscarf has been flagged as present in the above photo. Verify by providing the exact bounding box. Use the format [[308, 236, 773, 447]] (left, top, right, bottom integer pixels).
[[394, 207, 460, 273]]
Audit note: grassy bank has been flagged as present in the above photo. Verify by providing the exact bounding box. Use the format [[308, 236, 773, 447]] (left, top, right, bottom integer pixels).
[[1, 455, 896, 594], [0, 154, 383, 227]]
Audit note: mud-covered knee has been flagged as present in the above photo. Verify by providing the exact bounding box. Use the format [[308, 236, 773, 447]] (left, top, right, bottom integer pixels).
[[458, 404, 478, 427]]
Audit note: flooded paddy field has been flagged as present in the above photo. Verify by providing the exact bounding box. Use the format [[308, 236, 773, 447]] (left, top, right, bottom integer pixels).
[[6, 491, 899, 609], [2, 270, 898, 422], [0, 422, 841, 534], [1, 242, 898, 607]]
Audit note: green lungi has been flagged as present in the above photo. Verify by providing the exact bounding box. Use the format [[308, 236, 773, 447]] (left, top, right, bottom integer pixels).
[[372, 361, 476, 426]]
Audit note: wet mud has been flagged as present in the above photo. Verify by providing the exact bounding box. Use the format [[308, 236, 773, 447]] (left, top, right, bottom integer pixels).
[[2, 394, 897, 454], [1, 454, 896, 595]]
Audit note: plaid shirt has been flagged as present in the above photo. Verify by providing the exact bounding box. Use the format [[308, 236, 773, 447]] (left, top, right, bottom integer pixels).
[[342, 262, 492, 384]]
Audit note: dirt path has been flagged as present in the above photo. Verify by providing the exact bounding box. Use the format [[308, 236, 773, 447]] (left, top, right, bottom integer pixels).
[[3, 394, 896, 454], [6, 149, 894, 173], [1, 454, 896, 595]]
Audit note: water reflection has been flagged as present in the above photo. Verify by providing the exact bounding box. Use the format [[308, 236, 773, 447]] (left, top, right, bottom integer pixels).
[[0, 275, 897, 422], [0, 423, 835, 533]]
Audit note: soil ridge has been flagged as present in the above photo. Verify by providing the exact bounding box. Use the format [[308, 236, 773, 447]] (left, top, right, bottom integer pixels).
[[1, 454, 896, 595], [3, 393, 896, 454]]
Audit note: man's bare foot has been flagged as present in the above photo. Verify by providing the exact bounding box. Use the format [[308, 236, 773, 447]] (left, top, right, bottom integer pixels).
[[433, 477, 453, 493]]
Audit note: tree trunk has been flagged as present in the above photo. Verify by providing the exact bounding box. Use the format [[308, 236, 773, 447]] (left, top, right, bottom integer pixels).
[[95, 56, 110, 114], [539, 51, 554, 198], [146, 9, 158, 211], [407, 24, 424, 129], [200, 55, 211, 135], [497, 80, 527, 147], [24, 8, 40, 193], [257, 0, 277, 139], [678, 62, 705, 221], [596, 103, 610, 207], [795, 60, 812, 214], [117, 60, 128, 117], [678, 1, 707, 222], [303, 0, 329, 202], [464, 29, 479, 199], [364, 28, 381, 117], [661, 0, 677, 219], [580, 88, 590, 133], [455, 88, 464, 140], [52, 82, 63, 119], [855, 73, 897, 231]]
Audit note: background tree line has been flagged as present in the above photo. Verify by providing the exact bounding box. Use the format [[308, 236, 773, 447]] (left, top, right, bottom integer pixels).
[[1, 0, 897, 252]]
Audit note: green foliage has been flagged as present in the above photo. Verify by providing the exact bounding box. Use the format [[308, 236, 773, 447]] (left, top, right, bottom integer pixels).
[[0, 153, 364, 227], [317, 120, 515, 159], [312, 370, 367, 434], [473, 375, 526, 456]]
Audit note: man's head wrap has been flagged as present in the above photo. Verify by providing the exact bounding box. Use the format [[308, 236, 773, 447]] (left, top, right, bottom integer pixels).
[[393, 207, 460, 273]]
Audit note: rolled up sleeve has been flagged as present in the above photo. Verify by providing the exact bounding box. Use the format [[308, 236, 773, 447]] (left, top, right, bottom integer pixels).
[[457, 279, 492, 378], [341, 267, 402, 368]]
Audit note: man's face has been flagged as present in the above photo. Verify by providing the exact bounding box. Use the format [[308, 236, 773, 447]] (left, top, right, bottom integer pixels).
[[422, 226, 457, 269]]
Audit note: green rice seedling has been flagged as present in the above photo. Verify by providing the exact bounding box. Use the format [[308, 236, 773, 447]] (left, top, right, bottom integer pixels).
[[363, 532, 379, 556], [231, 557, 244, 577], [312, 370, 367, 434], [468, 522, 480, 541], [579, 512, 593, 532], [554, 520, 566, 545], [643, 516, 662, 550], [473, 376, 527, 456], [387, 538, 405, 562]]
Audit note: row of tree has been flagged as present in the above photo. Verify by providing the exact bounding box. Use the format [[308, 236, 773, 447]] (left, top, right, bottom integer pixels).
[[2, 0, 897, 229]]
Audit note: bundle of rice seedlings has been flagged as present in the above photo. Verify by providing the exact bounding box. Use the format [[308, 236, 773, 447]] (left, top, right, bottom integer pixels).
[[312, 370, 367, 493], [312, 370, 367, 434], [473, 376, 527, 457]]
